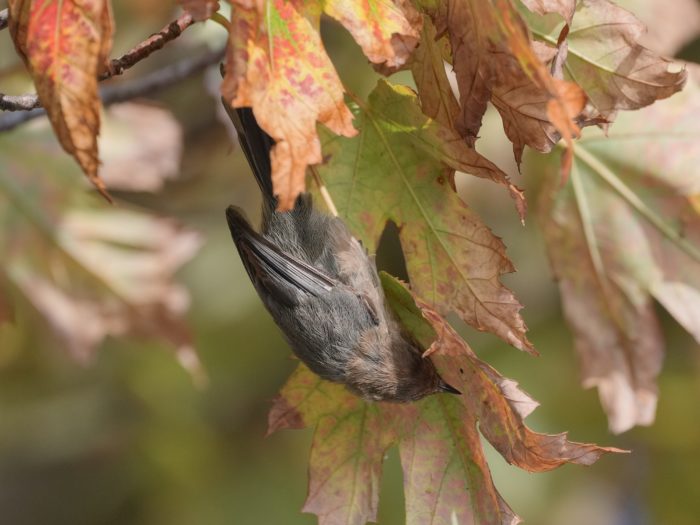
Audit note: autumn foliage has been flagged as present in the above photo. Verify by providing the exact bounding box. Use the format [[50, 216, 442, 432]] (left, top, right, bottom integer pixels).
[[1, 0, 698, 524]]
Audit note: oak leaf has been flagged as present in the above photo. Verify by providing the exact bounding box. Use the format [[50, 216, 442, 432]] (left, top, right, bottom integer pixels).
[[317, 80, 531, 351], [268, 273, 622, 525], [8, 0, 114, 199], [532, 74, 700, 433]]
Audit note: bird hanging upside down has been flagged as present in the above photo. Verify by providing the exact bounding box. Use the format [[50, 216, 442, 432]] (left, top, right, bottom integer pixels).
[[224, 105, 460, 402]]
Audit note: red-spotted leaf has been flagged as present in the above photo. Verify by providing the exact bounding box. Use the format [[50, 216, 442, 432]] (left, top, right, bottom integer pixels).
[[8, 0, 114, 199], [222, 0, 357, 211], [317, 80, 531, 351], [532, 73, 700, 433], [325, 0, 422, 69], [269, 273, 622, 525]]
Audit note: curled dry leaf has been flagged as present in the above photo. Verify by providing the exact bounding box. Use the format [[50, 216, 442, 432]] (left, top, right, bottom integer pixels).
[[99, 103, 183, 193], [268, 273, 622, 525], [8, 0, 114, 199], [179, 0, 220, 21], [524, 0, 687, 120], [318, 80, 531, 352], [532, 74, 700, 433], [222, 0, 422, 210], [417, 0, 586, 169]]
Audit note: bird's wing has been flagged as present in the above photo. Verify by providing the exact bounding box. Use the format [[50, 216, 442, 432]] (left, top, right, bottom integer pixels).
[[226, 206, 336, 305]]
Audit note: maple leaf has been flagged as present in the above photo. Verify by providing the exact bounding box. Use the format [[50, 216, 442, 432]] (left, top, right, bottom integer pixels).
[[8, 0, 114, 199], [324, 0, 422, 69], [221, 0, 357, 211], [520, 0, 575, 24], [317, 79, 531, 352], [522, 0, 687, 121], [222, 0, 420, 211], [269, 273, 622, 525], [414, 0, 586, 170], [179, 0, 220, 21], [0, 122, 203, 382], [532, 73, 700, 434]]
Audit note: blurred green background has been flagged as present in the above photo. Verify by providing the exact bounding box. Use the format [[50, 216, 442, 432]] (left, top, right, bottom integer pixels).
[[0, 2, 699, 524]]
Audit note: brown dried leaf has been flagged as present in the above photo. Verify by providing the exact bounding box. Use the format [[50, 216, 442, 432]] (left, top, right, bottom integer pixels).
[[268, 274, 622, 525], [419, 0, 586, 168], [410, 16, 461, 131], [532, 75, 700, 433], [8, 0, 114, 199], [520, 0, 575, 24], [524, 0, 687, 120]]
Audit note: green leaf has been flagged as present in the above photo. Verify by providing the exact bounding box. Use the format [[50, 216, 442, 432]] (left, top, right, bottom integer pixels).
[[318, 79, 533, 353], [269, 275, 622, 525]]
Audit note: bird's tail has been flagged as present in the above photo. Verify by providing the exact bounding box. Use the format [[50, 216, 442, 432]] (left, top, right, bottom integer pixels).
[[222, 103, 276, 207]]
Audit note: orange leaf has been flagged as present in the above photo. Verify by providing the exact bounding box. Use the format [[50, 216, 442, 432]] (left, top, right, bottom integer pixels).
[[8, 0, 114, 199], [222, 0, 357, 211]]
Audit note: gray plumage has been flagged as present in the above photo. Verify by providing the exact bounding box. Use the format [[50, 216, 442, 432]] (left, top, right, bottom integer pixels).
[[225, 106, 459, 402]]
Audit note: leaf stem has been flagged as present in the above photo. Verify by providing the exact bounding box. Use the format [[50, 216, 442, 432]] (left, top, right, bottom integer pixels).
[[574, 144, 700, 263]]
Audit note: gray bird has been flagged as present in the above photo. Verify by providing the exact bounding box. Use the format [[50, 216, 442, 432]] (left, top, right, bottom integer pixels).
[[224, 106, 459, 402]]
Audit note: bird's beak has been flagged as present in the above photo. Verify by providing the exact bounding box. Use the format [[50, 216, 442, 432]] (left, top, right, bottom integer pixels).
[[438, 380, 462, 395]]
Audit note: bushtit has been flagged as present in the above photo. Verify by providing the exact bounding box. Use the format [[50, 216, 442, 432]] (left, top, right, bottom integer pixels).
[[224, 106, 460, 402]]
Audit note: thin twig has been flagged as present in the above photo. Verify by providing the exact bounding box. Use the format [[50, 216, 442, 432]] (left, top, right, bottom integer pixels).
[[0, 12, 195, 112], [0, 8, 7, 31], [0, 47, 226, 132]]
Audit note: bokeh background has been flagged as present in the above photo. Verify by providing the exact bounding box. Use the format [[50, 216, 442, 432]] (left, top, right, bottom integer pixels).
[[0, 1, 699, 524]]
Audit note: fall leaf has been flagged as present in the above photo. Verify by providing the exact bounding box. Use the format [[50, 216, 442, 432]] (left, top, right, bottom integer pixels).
[[0, 123, 203, 381], [324, 0, 422, 69], [410, 17, 461, 131], [269, 273, 622, 525], [99, 103, 183, 192], [523, 0, 687, 120], [222, 0, 357, 211], [532, 73, 700, 434], [520, 0, 575, 24], [416, 0, 586, 169], [179, 0, 220, 21], [8, 0, 114, 199], [615, 0, 700, 57], [317, 80, 532, 352]]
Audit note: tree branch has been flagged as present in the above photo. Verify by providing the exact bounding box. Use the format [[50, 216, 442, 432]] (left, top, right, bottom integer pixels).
[[0, 9, 7, 31], [0, 12, 195, 112], [0, 46, 226, 132]]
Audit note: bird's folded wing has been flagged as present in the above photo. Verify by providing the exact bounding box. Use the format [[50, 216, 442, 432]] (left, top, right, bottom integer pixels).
[[226, 207, 336, 303]]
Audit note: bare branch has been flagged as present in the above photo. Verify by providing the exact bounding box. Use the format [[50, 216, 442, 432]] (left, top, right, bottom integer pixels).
[[0, 12, 196, 112], [0, 9, 7, 31], [0, 47, 226, 132]]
